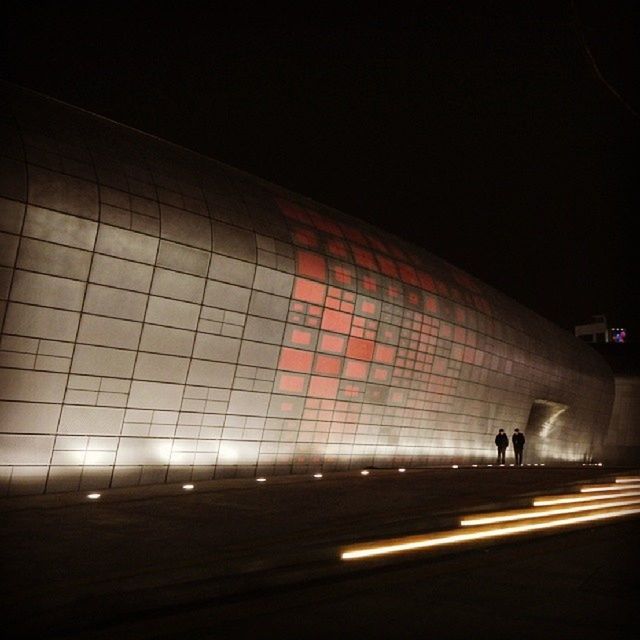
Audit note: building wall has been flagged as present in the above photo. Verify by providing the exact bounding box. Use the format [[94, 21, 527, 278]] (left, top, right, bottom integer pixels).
[[0, 84, 615, 495]]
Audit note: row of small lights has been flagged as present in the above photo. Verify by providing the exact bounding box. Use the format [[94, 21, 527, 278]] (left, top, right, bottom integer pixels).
[[85, 461, 604, 499]]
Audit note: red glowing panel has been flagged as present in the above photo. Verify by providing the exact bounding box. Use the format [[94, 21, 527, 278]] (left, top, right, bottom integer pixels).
[[308, 376, 339, 399], [454, 327, 466, 343], [309, 211, 342, 236], [340, 301, 354, 313], [346, 337, 374, 361], [351, 327, 364, 338], [278, 374, 306, 393], [424, 296, 438, 314], [435, 279, 449, 296], [406, 290, 420, 306], [373, 344, 396, 364], [331, 264, 353, 286], [305, 317, 320, 328], [342, 383, 363, 398], [387, 283, 401, 299], [279, 347, 313, 372], [388, 243, 406, 261], [398, 263, 419, 286], [314, 354, 342, 376], [326, 297, 340, 310], [362, 274, 378, 292], [372, 366, 389, 382], [321, 309, 352, 334], [432, 357, 447, 375], [293, 278, 326, 304], [352, 246, 377, 270], [417, 270, 436, 292], [366, 234, 388, 254], [343, 360, 369, 379], [363, 300, 377, 315], [440, 323, 452, 339], [340, 224, 368, 245], [326, 238, 349, 258], [277, 198, 312, 224], [293, 227, 319, 248], [319, 332, 346, 353], [308, 305, 322, 317], [455, 306, 466, 323], [297, 250, 326, 280], [377, 255, 398, 278], [291, 329, 311, 345]]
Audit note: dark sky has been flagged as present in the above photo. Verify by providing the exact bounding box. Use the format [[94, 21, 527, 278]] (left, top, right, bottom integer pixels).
[[1, 1, 638, 338]]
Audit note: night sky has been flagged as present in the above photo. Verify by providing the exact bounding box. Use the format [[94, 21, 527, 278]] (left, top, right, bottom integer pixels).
[[1, 1, 638, 338]]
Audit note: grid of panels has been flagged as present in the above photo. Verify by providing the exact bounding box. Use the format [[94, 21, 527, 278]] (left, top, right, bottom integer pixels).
[[0, 84, 615, 495]]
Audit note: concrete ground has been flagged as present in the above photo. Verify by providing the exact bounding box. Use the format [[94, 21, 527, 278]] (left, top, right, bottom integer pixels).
[[1, 465, 639, 638]]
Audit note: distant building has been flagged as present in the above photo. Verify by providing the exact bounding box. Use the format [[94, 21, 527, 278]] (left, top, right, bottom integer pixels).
[[575, 315, 609, 343]]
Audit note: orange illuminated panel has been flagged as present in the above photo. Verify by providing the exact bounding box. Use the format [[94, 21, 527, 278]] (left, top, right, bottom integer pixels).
[[340, 224, 369, 245], [326, 238, 350, 259], [405, 289, 421, 307], [454, 326, 466, 343], [398, 263, 419, 286], [344, 360, 369, 379], [366, 234, 388, 254], [297, 250, 326, 280], [278, 374, 306, 393], [371, 365, 390, 382], [424, 296, 438, 314], [293, 227, 319, 248], [373, 344, 396, 364], [319, 332, 347, 354], [360, 299, 377, 316], [417, 270, 436, 292], [279, 347, 314, 372], [321, 309, 352, 334], [352, 246, 377, 270], [277, 198, 312, 224], [377, 255, 398, 278], [314, 354, 342, 376], [362, 274, 378, 293], [331, 263, 354, 286], [290, 328, 313, 346], [308, 376, 340, 399], [347, 337, 374, 361], [309, 211, 342, 236], [293, 278, 326, 304]]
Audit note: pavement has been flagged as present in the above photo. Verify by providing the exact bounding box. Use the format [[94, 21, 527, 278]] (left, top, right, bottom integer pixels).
[[1, 465, 639, 639]]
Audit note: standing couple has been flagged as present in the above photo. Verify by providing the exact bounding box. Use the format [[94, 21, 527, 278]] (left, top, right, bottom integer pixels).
[[494, 428, 525, 465]]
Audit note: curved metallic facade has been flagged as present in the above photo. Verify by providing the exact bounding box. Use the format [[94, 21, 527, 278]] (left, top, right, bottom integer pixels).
[[0, 84, 614, 495]]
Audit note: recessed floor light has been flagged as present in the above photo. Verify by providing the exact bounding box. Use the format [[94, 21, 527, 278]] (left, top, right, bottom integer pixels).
[[313, 473, 323, 479], [87, 493, 101, 500], [256, 477, 267, 482], [182, 484, 194, 490], [361, 470, 370, 476], [398, 468, 406, 473]]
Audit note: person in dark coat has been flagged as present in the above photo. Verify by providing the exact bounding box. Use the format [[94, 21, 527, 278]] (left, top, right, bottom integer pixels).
[[512, 428, 525, 466], [494, 429, 508, 464]]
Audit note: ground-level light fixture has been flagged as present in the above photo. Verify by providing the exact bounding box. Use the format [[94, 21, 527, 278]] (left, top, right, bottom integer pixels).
[[87, 493, 101, 500], [361, 470, 370, 476], [182, 484, 194, 490], [256, 477, 267, 482]]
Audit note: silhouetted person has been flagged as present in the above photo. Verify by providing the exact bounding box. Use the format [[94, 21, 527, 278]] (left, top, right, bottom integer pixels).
[[512, 428, 525, 466], [494, 428, 508, 464]]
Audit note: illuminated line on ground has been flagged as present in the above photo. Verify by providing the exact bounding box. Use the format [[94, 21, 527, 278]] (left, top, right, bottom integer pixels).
[[460, 497, 640, 526], [340, 506, 640, 560], [580, 484, 640, 493], [533, 490, 640, 506], [616, 477, 640, 483]]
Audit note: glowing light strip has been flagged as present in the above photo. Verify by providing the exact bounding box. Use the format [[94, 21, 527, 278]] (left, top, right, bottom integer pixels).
[[341, 506, 640, 560], [533, 490, 640, 506], [460, 497, 640, 526], [580, 484, 640, 493], [616, 477, 640, 483]]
